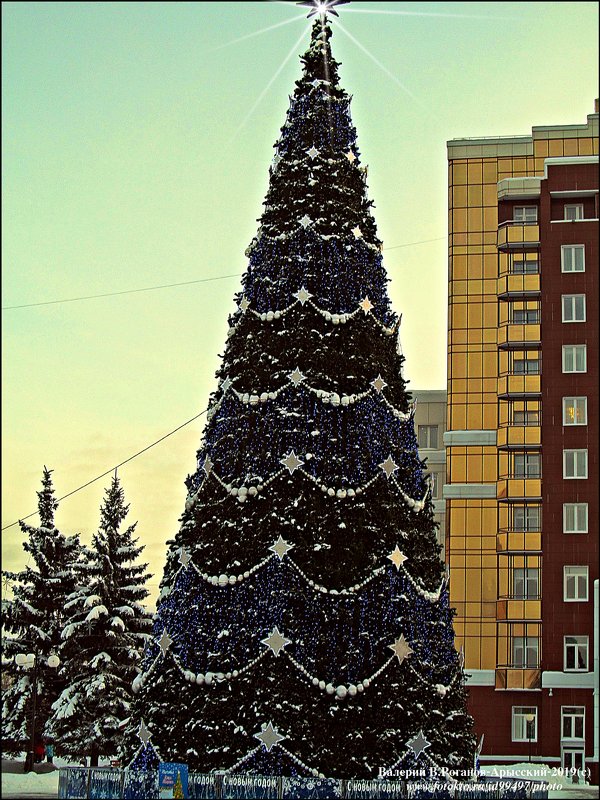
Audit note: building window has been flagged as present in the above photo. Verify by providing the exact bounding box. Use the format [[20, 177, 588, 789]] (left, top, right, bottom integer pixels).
[[563, 397, 588, 426], [429, 472, 441, 500], [511, 257, 539, 274], [513, 636, 539, 668], [562, 295, 586, 322], [561, 244, 585, 272], [512, 356, 540, 375], [510, 400, 541, 426], [564, 566, 589, 602], [512, 308, 540, 324], [561, 707, 585, 740], [513, 506, 541, 532], [512, 707, 538, 742], [564, 637, 589, 672], [562, 345, 587, 373], [513, 568, 539, 600], [418, 425, 438, 449], [563, 503, 588, 534], [564, 204, 584, 221], [563, 450, 588, 479], [513, 453, 541, 478], [514, 206, 538, 223]]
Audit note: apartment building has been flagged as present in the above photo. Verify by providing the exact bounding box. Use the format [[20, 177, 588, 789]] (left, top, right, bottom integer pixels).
[[445, 101, 599, 782], [412, 390, 447, 558]]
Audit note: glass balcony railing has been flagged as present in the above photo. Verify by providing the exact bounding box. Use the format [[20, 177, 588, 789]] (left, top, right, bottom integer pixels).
[[495, 667, 541, 690]]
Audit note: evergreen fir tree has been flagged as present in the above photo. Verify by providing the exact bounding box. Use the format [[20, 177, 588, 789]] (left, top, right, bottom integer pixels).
[[124, 11, 476, 779], [1, 467, 82, 757], [47, 473, 153, 765]]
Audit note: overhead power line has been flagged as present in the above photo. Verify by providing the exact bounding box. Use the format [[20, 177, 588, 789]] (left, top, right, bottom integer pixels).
[[2, 237, 445, 311], [2, 409, 207, 532]]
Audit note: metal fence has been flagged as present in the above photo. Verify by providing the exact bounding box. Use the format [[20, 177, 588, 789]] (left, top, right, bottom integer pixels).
[[58, 767, 549, 799]]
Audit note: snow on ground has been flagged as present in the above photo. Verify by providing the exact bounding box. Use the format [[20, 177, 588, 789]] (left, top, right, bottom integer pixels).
[[1, 769, 59, 798], [481, 763, 598, 799]]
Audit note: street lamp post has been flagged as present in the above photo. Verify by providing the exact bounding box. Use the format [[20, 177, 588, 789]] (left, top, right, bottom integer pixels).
[[524, 712, 536, 764], [15, 652, 60, 773]]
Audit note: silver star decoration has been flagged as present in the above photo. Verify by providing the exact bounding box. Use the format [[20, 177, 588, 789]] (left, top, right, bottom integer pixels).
[[346, 150, 357, 163], [269, 536, 294, 561], [2, 575, 12, 592], [280, 451, 304, 474], [254, 721, 285, 752], [202, 455, 214, 477], [289, 368, 305, 386], [137, 720, 152, 747], [158, 629, 173, 656], [299, 214, 313, 229], [221, 377, 233, 394], [352, 226, 363, 238], [371, 374, 387, 393], [379, 455, 399, 479], [239, 296, 250, 312], [387, 546, 408, 570], [272, 153, 282, 170], [261, 627, 292, 657], [294, 286, 312, 305], [311, 78, 321, 88], [407, 730, 431, 759], [388, 634, 414, 664], [178, 547, 191, 568], [307, 146, 320, 159], [359, 297, 374, 314]]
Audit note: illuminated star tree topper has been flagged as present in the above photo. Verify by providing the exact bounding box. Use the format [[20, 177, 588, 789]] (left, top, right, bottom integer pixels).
[[297, 0, 351, 19]]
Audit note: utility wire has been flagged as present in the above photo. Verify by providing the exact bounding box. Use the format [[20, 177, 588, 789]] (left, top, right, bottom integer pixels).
[[2, 237, 445, 311], [2, 409, 207, 532]]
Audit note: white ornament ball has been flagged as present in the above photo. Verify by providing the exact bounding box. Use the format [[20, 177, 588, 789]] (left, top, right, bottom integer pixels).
[[363, 679, 370, 688], [327, 488, 335, 497], [268, 392, 277, 400], [331, 393, 340, 406], [250, 395, 259, 405], [237, 574, 244, 582], [242, 394, 250, 404], [260, 313, 267, 322], [357, 683, 364, 693], [337, 489, 347, 499], [336, 685, 348, 699], [257, 484, 264, 492], [312, 678, 319, 686], [341, 396, 350, 406], [318, 680, 326, 690], [347, 488, 355, 497], [348, 684, 357, 696], [230, 487, 238, 496], [325, 683, 335, 695], [267, 311, 274, 322], [331, 314, 340, 325], [205, 672, 214, 685], [196, 674, 205, 685], [260, 393, 269, 403], [210, 576, 219, 585], [232, 670, 239, 678], [228, 575, 237, 584], [218, 574, 229, 586], [436, 684, 447, 696], [274, 311, 281, 320], [249, 486, 257, 496], [238, 486, 248, 497], [226, 672, 232, 680], [243, 572, 250, 579]]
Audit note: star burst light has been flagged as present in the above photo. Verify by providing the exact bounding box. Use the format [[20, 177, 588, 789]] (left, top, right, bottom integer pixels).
[[297, 0, 350, 19]]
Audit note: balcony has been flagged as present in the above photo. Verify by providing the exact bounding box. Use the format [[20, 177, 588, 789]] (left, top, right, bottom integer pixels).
[[497, 478, 542, 501], [497, 221, 540, 251], [497, 324, 541, 349], [495, 667, 541, 690], [497, 426, 542, 448], [498, 374, 541, 398], [497, 530, 542, 553], [496, 599, 542, 621], [497, 273, 541, 298]]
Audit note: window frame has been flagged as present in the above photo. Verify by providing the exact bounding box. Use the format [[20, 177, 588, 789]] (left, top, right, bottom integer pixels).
[[561, 706, 585, 741], [564, 205, 584, 222], [563, 449, 588, 479], [417, 425, 439, 450], [513, 206, 538, 223], [563, 503, 589, 534], [562, 294, 586, 323], [513, 567, 540, 600], [561, 244, 585, 272], [511, 258, 539, 275], [562, 345, 587, 374], [513, 453, 541, 478], [562, 397, 588, 426], [513, 505, 541, 532], [563, 566, 589, 602], [564, 636, 589, 672], [512, 707, 538, 742]]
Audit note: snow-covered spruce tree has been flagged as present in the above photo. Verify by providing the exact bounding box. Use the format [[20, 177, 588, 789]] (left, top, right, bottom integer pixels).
[[1, 467, 82, 757], [124, 13, 476, 779], [47, 474, 153, 766]]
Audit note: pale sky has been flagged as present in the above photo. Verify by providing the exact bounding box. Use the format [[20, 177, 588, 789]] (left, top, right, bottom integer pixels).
[[2, 1, 598, 606]]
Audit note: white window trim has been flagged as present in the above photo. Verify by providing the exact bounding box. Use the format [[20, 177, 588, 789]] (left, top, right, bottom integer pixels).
[[561, 244, 585, 272], [562, 397, 588, 426], [564, 205, 584, 221], [563, 449, 588, 479], [562, 294, 586, 323], [561, 706, 586, 741], [512, 707, 538, 742], [563, 636, 589, 673], [563, 566, 589, 602], [563, 503, 589, 534], [562, 345, 587, 373], [514, 206, 538, 222]]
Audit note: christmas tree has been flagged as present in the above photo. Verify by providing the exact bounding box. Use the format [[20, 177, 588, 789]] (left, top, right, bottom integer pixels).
[[125, 4, 475, 779], [47, 473, 153, 766], [1, 468, 82, 757]]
